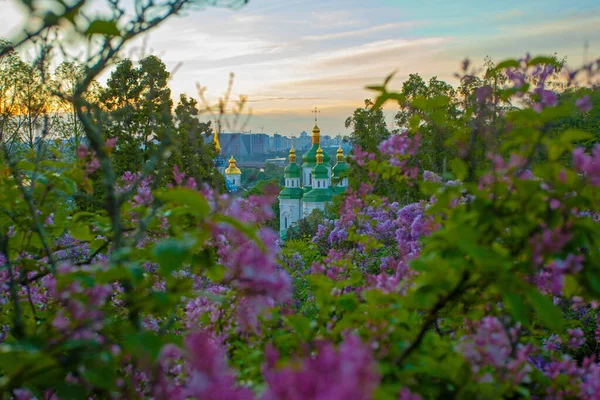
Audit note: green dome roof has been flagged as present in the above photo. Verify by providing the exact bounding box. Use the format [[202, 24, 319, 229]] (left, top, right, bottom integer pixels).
[[303, 187, 334, 203], [302, 144, 331, 167], [313, 163, 329, 179], [284, 162, 301, 178], [333, 185, 347, 195], [332, 161, 349, 177], [279, 187, 303, 199]]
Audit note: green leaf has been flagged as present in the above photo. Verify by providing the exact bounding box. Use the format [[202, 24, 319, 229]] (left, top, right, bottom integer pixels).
[[337, 293, 358, 311], [559, 128, 592, 144], [494, 59, 520, 71], [152, 237, 195, 274], [124, 332, 163, 361], [73, 211, 97, 223], [372, 92, 390, 110], [528, 56, 559, 67], [365, 85, 385, 92], [526, 288, 565, 330], [156, 188, 210, 218], [383, 70, 397, 86], [412, 96, 427, 111], [81, 362, 116, 390], [449, 158, 468, 180], [504, 290, 528, 324], [70, 223, 93, 241], [42, 12, 60, 26], [427, 95, 450, 109], [86, 20, 120, 37], [284, 315, 311, 339], [206, 264, 226, 283]]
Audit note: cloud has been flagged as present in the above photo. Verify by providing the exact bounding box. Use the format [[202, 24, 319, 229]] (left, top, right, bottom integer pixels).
[[313, 37, 449, 69], [499, 14, 600, 38], [309, 10, 363, 28], [246, 96, 325, 103], [269, 75, 384, 92], [301, 21, 421, 41]]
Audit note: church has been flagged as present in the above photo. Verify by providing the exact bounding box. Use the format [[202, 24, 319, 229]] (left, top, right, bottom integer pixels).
[[213, 125, 242, 193], [278, 121, 349, 239]]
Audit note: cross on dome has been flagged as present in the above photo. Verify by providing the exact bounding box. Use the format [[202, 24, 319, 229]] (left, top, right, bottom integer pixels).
[[311, 106, 320, 124]]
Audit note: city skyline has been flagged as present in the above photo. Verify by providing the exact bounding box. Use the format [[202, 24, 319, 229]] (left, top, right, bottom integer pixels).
[[1, 0, 599, 134]]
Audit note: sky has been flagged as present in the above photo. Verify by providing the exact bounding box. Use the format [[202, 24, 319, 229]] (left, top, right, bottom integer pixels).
[[1, 0, 599, 136]]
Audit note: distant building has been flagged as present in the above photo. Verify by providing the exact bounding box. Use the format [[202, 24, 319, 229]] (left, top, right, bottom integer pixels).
[[265, 157, 287, 167], [278, 121, 349, 239], [204, 129, 347, 160]]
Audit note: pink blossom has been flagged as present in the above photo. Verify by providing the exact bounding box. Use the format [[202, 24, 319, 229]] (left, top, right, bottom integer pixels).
[[399, 387, 422, 400], [567, 328, 585, 349], [573, 145, 600, 186], [262, 335, 380, 400], [173, 165, 185, 185], [105, 137, 117, 149], [76, 145, 89, 159], [44, 213, 54, 226]]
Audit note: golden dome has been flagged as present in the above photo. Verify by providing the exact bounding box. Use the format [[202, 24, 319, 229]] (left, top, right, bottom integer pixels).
[[213, 126, 221, 154], [289, 146, 296, 163], [311, 123, 321, 145], [316, 146, 324, 164], [336, 146, 344, 162], [225, 155, 241, 174]]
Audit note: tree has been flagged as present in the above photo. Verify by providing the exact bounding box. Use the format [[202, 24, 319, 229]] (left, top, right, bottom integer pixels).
[[53, 61, 100, 159], [344, 99, 401, 199], [345, 99, 390, 154], [173, 94, 222, 188], [100, 55, 174, 176], [395, 74, 459, 176], [0, 42, 55, 155]]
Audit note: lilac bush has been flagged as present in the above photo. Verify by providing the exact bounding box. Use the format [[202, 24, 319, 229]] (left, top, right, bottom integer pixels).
[[2, 13, 600, 397]]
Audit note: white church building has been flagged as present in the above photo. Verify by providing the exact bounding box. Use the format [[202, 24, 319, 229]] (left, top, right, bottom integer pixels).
[[278, 121, 349, 239]]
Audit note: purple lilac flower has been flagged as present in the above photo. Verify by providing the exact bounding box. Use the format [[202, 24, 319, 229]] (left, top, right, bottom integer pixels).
[[575, 95, 593, 113], [262, 335, 380, 400]]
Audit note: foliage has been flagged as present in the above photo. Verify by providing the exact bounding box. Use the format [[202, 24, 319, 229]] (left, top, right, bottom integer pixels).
[[173, 94, 223, 189], [100, 56, 174, 177], [285, 209, 328, 242], [242, 163, 285, 187], [2, 0, 600, 398], [243, 178, 281, 231]]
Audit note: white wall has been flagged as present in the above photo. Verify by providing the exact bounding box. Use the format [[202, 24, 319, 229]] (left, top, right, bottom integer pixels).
[[280, 198, 301, 236], [226, 174, 239, 186], [302, 167, 312, 187], [313, 178, 328, 189], [285, 178, 301, 188]]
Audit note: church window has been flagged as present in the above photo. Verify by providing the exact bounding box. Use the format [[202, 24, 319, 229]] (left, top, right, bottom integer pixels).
[[285, 217, 288, 228], [309, 173, 312, 186]]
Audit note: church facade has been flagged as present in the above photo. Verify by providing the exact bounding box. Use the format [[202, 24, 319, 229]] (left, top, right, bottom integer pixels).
[[279, 122, 349, 239]]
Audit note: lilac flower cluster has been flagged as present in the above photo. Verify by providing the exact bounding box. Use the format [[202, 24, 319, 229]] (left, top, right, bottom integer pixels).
[[262, 335, 380, 400], [378, 132, 421, 179], [458, 317, 534, 385], [311, 184, 433, 294], [573, 145, 600, 186], [153, 331, 254, 400]]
